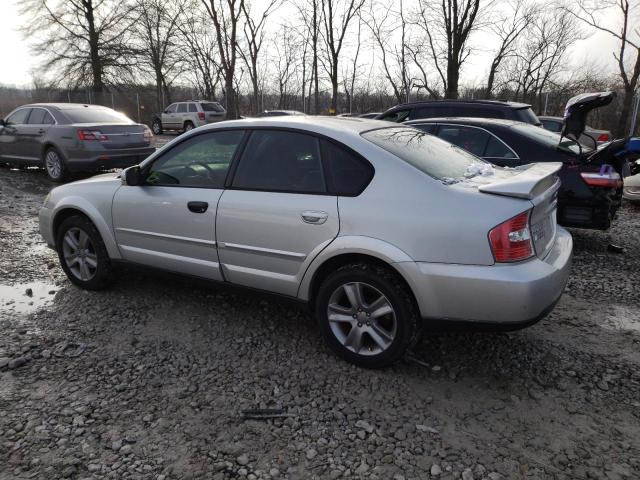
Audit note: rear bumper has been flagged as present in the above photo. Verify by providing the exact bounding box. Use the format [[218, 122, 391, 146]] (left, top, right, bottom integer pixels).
[[396, 227, 572, 326], [66, 147, 156, 172]]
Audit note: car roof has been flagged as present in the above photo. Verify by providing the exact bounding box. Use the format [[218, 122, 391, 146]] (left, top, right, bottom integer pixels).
[[405, 117, 529, 128], [388, 99, 532, 110], [21, 103, 112, 111]]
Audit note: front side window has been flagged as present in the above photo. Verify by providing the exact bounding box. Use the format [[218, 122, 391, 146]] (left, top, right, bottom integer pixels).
[[177, 103, 187, 113], [233, 130, 325, 193], [362, 126, 492, 181], [437, 125, 490, 157], [6, 108, 31, 125], [165, 104, 177, 113], [145, 130, 245, 188], [188, 103, 198, 113], [27, 108, 54, 125]]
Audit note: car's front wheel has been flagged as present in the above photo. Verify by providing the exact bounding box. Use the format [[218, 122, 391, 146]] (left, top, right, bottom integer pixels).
[[152, 119, 163, 135], [56, 215, 113, 290], [315, 262, 420, 368], [43, 148, 68, 182]]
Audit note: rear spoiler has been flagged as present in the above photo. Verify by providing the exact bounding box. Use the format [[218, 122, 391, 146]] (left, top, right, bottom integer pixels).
[[478, 163, 562, 200]]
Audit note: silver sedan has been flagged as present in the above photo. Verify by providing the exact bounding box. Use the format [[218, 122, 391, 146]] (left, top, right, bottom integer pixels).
[[39, 116, 572, 367]]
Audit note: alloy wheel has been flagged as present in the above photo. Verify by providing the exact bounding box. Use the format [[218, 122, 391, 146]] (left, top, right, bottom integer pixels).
[[45, 150, 62, 179], [152, 121, 161, 134], [327, 282, 397, 356], [62, 227, 98, 281]]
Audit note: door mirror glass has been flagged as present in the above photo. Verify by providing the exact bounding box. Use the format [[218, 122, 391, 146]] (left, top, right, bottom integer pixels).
[[122, 165, 142, 186]]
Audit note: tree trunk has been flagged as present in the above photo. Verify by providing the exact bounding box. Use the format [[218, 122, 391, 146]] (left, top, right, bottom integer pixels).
[[445, 61, 459, 99], [225, 77, 238, 120], [616, 88, 635, 138], [330, 67, 338, 114]]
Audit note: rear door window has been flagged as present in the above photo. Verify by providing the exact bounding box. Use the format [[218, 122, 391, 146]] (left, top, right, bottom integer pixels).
[[484, 135, 517, 159], [436, 125, 490, 157], [542, 119, 562, 132], [321, 140, 374, 196], [232, 130, 326, 193], [6, 108, 31, 125], [188, 103, 198, 113], [177, 103, 187, 113]]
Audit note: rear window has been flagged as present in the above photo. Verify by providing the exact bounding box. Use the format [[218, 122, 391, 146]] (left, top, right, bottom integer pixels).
[[64, 108, 132, 124], [515, 107, 540, 125], [362, 127, 493, 181], [201, 102, 225, 113], [512, 123, 582, 155]]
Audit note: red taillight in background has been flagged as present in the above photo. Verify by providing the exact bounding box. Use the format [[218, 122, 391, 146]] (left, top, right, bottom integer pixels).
[[489, 210, 534, 263], [597, 133, 610, 143], [143, 126, 153, 143], [198, 112, 205, 120], [580, 172, 622, 189], [78, 129, 108, 141]]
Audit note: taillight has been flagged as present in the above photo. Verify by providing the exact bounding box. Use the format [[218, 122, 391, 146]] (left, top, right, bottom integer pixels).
[[581, 172, 622, 188], [78, 129, 107, 141], [198, 112, 205, 120], [597, 133, 610, 143], [489, 210, 534, 263], [143, 126, 153, 142]]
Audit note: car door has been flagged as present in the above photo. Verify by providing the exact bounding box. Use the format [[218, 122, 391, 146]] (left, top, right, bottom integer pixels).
[[162, 103, 178, 129], [112, 129, 246, 280], [175, 103, 188, 128], [21, 108, 55, 162], [0, 108, 31, 161], [216, 129, 339, 296]]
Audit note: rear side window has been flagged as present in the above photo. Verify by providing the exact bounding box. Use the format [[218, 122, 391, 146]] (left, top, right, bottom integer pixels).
[[201, 102, 225, 112], [515, 107, 540, 125], [64, 108, 131, 124], [322, 140, 374, 196], [6, 108, 31, 125], [437, 125, 490, 157], [188, 103, 198, 113], [177, 103, 187, 113], [233, 130, 325, 193], [362, 127, 490, 181]]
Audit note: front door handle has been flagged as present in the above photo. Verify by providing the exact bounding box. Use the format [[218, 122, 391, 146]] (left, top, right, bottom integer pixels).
[[301, 210, 328, 224], [188, 201, 208, 213]]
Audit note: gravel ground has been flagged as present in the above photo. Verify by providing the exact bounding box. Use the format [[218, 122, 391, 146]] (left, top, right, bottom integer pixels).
[[1, 165, 639, 480]]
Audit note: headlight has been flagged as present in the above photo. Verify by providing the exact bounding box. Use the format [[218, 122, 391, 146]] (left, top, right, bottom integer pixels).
[[43, 193, 51, 207]]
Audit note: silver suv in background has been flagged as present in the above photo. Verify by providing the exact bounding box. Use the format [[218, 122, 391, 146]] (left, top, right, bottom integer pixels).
[[151, 100, 226, 134]]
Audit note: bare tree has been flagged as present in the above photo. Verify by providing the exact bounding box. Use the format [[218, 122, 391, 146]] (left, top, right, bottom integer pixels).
[[485, 0, 536, 98], [412, 0, 482, 99], [240, 0, 281, 114], [18, 0, 138, 93], [568, 0, 640, 136], [342, 13, 363, 113], [295, 0, 322, 113], [273, 31, 300, 109], [201, 0, 245, 119], [365, 0, 414, 104], [134, 0, 184, 110], [321, 0, 366, 114]]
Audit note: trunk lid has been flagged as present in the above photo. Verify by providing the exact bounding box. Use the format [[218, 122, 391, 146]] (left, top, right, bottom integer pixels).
[[460, 162, 562, 259], [75, 124, 150, 149]]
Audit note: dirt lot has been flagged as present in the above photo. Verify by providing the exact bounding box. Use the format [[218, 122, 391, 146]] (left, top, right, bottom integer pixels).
[[0, 165, 639, 480]]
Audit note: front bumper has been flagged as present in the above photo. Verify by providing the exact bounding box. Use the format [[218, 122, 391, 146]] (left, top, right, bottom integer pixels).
[[66, 146, 156, 172], [397, 227, 572, 326], [623, 186, 640, 201], [39, 206, 55, 248]]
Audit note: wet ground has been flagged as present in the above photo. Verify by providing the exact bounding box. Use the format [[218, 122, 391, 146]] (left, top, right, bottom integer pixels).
[[0, 165, 639, 480]]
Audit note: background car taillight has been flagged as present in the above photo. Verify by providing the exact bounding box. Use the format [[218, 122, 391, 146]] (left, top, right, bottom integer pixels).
[[489, 210, 534, 263], [597, 133, 610, 143], [198, 112, 205, 120], [143, 126, 153, 143], [78, 129, 107, 141], [580, 171, 622, 189]]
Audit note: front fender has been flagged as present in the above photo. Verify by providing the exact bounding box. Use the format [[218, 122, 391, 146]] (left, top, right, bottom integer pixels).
[[51, 195, 121, 260], [297, 235, 415, 301]]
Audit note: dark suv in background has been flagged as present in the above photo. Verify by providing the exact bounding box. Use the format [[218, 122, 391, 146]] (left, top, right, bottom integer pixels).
[[376, 99, 542, 126]]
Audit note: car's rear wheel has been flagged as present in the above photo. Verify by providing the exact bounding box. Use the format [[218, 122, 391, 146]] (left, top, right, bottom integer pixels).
[[183, 121, 194, 132], [152, 119, 163, 135], [315, 262, 420, 368], [56, 215, 113, 290], [43, 148, 68, 182]]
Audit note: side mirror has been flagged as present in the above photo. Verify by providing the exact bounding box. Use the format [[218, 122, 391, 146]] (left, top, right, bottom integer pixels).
[[122, 165, 142, 186]]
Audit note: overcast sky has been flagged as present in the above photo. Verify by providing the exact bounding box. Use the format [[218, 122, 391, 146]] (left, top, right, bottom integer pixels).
[[0, 0, 622, 88]]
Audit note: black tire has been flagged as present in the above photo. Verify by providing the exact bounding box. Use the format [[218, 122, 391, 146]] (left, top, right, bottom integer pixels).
[[315, 262, 421, 368], [43, 147, 68, 182], [56, 215, 113, 290], [152, 119, 163, 135], [183, 121, 194, 133]]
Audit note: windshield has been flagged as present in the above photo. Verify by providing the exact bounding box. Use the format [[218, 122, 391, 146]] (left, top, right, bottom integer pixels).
[[64, 108, 132, 124], [201, 102, 225, 113], [362, 126, 496, 182], [512, 123, 583, 155]]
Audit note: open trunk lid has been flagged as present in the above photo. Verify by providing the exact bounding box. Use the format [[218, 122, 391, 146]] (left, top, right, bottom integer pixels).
[[463, 162, 562, 259]]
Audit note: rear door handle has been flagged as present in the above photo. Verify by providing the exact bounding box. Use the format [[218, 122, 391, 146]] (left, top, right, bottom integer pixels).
[[188, 201, 208, 213], [301, 210, 328, 224]]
